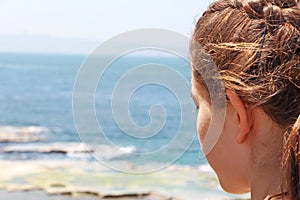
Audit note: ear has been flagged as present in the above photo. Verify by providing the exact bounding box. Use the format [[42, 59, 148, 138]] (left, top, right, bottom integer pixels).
[[226, 90, 251, 144]]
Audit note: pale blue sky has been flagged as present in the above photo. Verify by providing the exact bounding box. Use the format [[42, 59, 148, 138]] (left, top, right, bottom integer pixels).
[[0, 0, 214, 53]]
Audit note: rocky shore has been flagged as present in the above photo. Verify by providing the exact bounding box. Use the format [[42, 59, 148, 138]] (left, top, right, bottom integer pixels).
[[0, 126, 250, 200]]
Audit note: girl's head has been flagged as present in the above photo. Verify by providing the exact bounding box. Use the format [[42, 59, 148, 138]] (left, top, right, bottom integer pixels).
[[190, 0, 299, 197]]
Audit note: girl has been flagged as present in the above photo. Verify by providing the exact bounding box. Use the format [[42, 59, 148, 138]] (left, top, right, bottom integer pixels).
[[190, 0, 300, 199]]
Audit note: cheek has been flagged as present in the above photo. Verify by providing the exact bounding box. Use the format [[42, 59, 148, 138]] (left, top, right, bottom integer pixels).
[[196, 105, 211, 143]]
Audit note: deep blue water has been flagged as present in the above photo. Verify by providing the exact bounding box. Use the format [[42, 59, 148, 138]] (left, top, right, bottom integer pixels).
[[0, 52, 205, 166]]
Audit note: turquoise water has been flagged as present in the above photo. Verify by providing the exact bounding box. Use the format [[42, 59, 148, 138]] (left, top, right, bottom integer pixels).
[[0, 52, 204, 167]]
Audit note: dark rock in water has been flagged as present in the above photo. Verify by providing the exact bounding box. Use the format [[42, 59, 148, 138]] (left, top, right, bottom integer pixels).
[[1, 142, 93, 154], [45, 187, 100, 196], [101, 192, 174, 200], [45, 187, 173, 200], [0, 126, 47, 143], [101, 192, 150, 198]]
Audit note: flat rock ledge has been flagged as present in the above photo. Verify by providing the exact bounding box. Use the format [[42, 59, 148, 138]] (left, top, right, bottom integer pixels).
[[5, 185, 175, 200], [2, 142, 93, 154]]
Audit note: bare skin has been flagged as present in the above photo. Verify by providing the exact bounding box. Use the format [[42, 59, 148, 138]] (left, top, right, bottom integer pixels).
[[191, 78, 286, 200]]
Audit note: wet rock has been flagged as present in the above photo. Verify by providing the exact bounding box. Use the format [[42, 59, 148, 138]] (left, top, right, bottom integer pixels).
[[2, 142, 93, 154]]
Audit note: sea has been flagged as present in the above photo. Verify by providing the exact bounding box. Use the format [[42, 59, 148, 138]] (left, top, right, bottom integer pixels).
[[0, 51, 202, 165], [0, 52, 249, 200]]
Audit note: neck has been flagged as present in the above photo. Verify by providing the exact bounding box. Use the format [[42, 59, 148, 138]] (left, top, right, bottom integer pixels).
[[250, 166, 283, 200], [249, 110, 286, 199]]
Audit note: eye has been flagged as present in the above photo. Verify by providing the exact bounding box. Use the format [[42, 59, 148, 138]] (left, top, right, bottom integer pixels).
[[192, 105, 199, 113], [190, 92, 199, 112]]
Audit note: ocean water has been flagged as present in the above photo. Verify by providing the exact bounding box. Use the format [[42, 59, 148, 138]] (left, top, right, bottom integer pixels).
[[0, 52, 251, 200], [0, 52, 203, 166]]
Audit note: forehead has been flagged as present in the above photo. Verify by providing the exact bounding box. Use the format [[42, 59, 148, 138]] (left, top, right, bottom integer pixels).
[[191, 76, 210, 102]]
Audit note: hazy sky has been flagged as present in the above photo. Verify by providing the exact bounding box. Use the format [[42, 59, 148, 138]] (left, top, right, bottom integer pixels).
[[0, 0, 214, 53]]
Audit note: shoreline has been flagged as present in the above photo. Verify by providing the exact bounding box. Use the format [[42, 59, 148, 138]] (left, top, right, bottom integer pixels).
[[0, 189, 250, 200], [0, 126, 249, 200], [0, 159, 249, 200], [0, 190, 97, 200], [0, 190, 171, 200]]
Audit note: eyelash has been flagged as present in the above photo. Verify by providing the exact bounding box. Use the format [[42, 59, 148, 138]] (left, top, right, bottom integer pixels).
[[192, 105, 199, 113], [190, 93, 199, 111]]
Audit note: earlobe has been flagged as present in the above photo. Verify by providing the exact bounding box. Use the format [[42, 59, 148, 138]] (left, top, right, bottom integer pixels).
[[226, 90, 251, 144]]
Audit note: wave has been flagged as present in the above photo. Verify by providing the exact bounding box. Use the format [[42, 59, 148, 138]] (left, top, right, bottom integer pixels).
[[119, 145, 137, 153], [0, 125, 48, 134], [1, 141, 138, 161], [93, 144, 137, 160], [0, 126, 48, 142]]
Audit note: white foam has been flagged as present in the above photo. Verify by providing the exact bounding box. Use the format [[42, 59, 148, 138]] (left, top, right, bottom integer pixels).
[[0, 126, 48, 142], [93, 145, 138, 160], [2, 142, 93, 154], [198, 164, 214, 173], [119, 145, 136, 153], [23, 126, 48, 134], [67, 152, 92, 158], [0, 126, 48, 134]]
